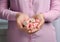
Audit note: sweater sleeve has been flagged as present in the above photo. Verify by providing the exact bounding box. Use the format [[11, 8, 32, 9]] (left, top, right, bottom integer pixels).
[[43, 0, 60, 22], [0, 0, 19, 21]]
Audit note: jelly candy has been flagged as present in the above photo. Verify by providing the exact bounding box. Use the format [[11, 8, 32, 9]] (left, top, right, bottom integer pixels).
[[23, 18, 40, 28], [27, 23, 33, 28], [35, 19, 40, 23]]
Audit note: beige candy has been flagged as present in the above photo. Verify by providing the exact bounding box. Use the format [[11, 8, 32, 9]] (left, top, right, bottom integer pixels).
[[29, 18, 35, 23], [23, 21, 28, 26]]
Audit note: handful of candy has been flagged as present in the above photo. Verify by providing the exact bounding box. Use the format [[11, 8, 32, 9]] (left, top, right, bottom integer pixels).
[[16, 13, 44, 34], [22, 18, 41, 34]]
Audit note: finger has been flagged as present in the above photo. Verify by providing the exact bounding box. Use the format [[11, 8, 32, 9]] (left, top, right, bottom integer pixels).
[[31, 28, 38, 34], [37, 16, 44, 29], [28, 30, 32, 34], [36, 14, 43, 19], [27, 27, 35, 34], [18, 21, 23, 29], [17, 18, 23, 29]]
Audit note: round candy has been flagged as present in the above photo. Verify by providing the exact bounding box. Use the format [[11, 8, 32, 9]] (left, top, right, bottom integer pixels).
[[23, 21, 28, 26], [23, 18, 40, 32], [35, 19, 40, 23], [33, 23, 38, 28]]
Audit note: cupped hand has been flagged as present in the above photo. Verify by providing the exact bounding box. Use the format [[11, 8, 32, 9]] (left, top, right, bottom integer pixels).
[[16, 13, 45, 34], [16, 13, 30, 33], [32, 13, 45, 30]]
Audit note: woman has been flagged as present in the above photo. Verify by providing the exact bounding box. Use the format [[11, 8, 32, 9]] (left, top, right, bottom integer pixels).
[[0, 0, 60, 42]]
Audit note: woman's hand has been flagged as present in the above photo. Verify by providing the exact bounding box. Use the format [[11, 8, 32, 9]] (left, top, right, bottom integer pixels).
[[16, 13, 45, 34], [16, 13, 30, 33], [33, 13, 45, 30], [27, 14, 45, 34]]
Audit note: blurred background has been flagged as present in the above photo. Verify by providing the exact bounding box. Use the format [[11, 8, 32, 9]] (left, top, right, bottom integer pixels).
[[0, 18, 60, 42], [53, 18, 60, 42], [0, 19, 8, 42]]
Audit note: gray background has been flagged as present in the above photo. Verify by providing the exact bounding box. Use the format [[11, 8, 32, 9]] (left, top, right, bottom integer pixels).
[[53, 18, 60, 42], [0, 18, 60, 42]]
